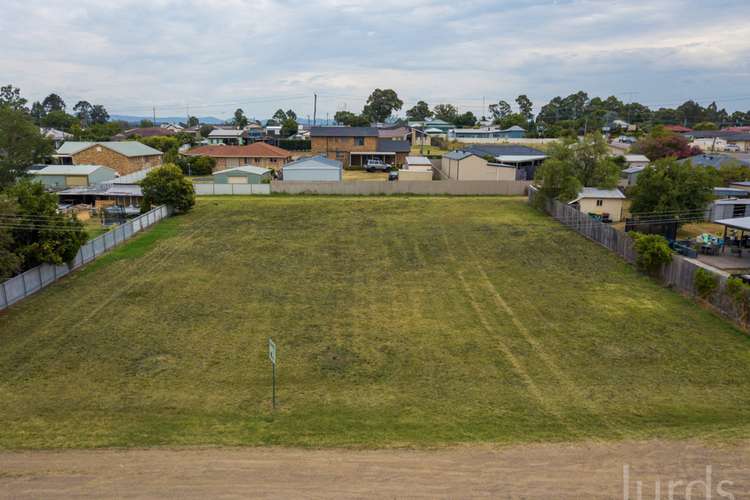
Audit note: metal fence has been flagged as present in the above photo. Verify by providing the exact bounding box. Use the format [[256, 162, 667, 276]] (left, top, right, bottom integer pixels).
[[270, 180, 532, 195], [528, 187, 749, 329], [0, 205, 170, 311], [194, 183, 271, 195]]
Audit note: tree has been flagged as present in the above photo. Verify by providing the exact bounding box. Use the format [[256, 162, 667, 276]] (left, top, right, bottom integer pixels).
[[497, 113, 528, 130], [433, 104, 458, 123], [693, 121, 718, 131], [281, 117, 299, 137], [0, 84, 28, 111], [139, 119, 155, 128], [630, 233, 673, 276], [5, 180, 86, 269], [30, 101, 45, 125], [41, 110, 77, 131], [534, 133, 620, 201], [334, 111, 370, 127], [453, 111, 477, 127], [362, 88, 403, 123], [632, 129, 702, 160], [187, 115, 199, 127], [629, 157, 716, 216], [176, 155, 215, 176], [286, 109, 297, 121], [0, 106, 54, 190], [516, 95, 533, 120], [42, 93, 65, 113], [272, 109, 287, 122], [233, 108, 248, 128], [406, 100, 432, 121], [73, 100, 93, 126], [717, 161, 750, 186], [0, 195, 22, 279], [141, 164, 195, 213], [199, 124, 214, 138], [90, 104, 109, 125], [489, 100, 512, 122]]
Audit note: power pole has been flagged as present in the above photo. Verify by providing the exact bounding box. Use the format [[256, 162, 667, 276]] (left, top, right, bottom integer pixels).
[[313, 93, 317, 126], [152, 105, 156, 125]]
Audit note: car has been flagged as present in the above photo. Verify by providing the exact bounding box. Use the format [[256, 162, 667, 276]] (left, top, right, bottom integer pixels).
[[365, 159, 391, 172], [725, 144, 741, 152]]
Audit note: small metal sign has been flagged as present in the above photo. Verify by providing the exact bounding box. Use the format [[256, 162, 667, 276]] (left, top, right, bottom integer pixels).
[[268, 338, 277, 365]]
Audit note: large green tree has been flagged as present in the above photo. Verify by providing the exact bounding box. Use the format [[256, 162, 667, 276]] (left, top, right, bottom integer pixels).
[[0, 195, 22, 279], [0, 84, 28, 111], [515, 95, 534, 120], [90, 104, 109, 125], [534, 133, 620, 201], [141, 164, 195, 213], [362, 88, 403, 123], [0, 106, 54, 190], [42, 93, 66, 113], [73, 100, 93, 126], [232, 108, 248, 128], [406, 101, 432, 121], [629, 158, 716, 216], [334, 111, 370, 127], [5, 180, 87, 269], [281, 117, 299, 137], [433, 104, 458, 123], [489, 100, 512, 121]]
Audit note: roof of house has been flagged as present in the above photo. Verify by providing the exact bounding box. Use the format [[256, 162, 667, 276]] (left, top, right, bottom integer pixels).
[[56, 141, 163, 157], [309, 126, 379, 137], [405, 156, 432, 166], [465, 144, 546, 157], [723, 126, 750, 133], [570, 188, 626, 203], [424, 128, 445, 134], [715, 216, 750, 231], [213, 166, 271, 176], [622, 166, 646, 174], [184, 143, 292, 158], [376, 139, 411, 153], [377, 126, 411, 138], [686, 130, 750, 141], [117, 127, 177, 138], [679, 154, 750, 169], [714, 187, 749, 197], [208, 129, 246, 137], [283, 155, 342, 170], [443, 150, 478, 161], [31, 164, 115, 176], [730, 181, 750, 187], [624, 154, 650, 163], [110, 167, 155, 184], [663, 125, 693, 133]]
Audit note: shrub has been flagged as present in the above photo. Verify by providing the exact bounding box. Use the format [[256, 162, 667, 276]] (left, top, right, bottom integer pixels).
[[630, 232, 673, 275], [693, 268, 718, 300], [726, 277, 750, 324], [141, 164, 195, 213], [175, 155, 215, 176]]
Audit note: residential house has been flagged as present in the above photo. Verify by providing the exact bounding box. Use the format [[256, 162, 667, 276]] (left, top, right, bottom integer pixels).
[[40, 127, 73, 148], [30, 164, 117, 189], [714, 187, 749, 199], [399, 156, 433, 181], [440, 151, 517, 181], [621, 166, 645, 187], [160, 123, 184, 133], [310, 126, 410, 168], [685, 130, 750, 152], [729, 181, 750, 192], [244, 123, 265, 141], [57, 168, 152, 209], [463, 144, 547, 180], [409, 119, 453, 133], [208, 128, 249, 145], [184, 143, 292, 171], [569, 188, 626, 222], [378, 125, 411, 142], [281, 155, 343, 182], [679, 154, 750, 169], [113, 127, 178, 140], [54, 141, 163, 175], [447, 126, 526, 141], [212, 166, 272, 184]]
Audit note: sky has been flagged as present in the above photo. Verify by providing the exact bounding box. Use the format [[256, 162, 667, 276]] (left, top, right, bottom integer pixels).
[[3, 0, 750, 121]]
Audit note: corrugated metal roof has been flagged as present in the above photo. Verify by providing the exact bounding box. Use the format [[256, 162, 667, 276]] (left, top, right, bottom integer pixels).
[[283, 155, 342, 170], [716, 217, 750, 231], [466, 144, 546, 157], [110, 167, 154, 184], [309, 126, 378, 137], [56, 141, 162, 157], [443, 150, 476, 160], [208, 129, 245, 137], [622, 166, 646, 174], [405, 156, 432, 166], [31, 164, 115, 176], [213, 166, 271, 176], [570, 187, 626, 203], [377, 139, 411, 153], [624, 154, 650, 162]]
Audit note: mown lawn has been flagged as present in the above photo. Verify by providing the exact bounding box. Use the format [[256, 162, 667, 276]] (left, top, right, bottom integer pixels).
[[1, 196, 749, 449]]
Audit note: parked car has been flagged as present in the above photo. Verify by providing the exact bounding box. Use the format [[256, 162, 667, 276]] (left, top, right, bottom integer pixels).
[[725, 144, 741, 152], [365, 159, 391, 172], [616, 135, 637, 144]]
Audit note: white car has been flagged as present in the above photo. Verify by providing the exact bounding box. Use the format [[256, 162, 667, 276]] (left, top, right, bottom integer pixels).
[[725, 144, 741, 153], [365, 159, 392, 172]]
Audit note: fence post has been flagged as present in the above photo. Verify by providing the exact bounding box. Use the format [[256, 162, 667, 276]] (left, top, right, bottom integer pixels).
[[0, 281, 8, 308], [37, 266, 43, 288]]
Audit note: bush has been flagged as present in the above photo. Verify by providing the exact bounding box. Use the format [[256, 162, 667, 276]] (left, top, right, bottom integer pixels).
[[693, 268, 718, 299], [726, 277, 750, 323], [277, 139, 310, 151], [176, 155, 215, 176], [630, 232, 672, 275], [141, 164, 195, 213]]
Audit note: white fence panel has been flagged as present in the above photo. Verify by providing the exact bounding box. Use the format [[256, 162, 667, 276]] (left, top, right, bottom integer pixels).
[[194, 183, 271, 195], [0, 205, 170, 311]]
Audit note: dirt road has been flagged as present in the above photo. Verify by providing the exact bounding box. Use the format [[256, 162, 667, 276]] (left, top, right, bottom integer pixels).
[[1, 440, 748, 499]]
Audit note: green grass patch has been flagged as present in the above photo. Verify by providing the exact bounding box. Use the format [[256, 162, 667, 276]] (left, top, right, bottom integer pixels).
[[1, 197, 749, 449]]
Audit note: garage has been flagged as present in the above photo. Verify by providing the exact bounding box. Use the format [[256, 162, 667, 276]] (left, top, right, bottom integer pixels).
[[212, 166, 272, 184]]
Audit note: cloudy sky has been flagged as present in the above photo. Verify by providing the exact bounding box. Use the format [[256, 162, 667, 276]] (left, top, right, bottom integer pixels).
[[3, 0, 750, 120]]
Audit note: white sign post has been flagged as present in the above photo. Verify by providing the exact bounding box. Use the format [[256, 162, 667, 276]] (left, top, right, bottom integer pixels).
[[268, 338, 277, 409]]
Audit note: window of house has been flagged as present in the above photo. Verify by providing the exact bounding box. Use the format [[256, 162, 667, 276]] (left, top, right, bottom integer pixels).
[[596, 199, 604, 207], [354, 137, 365, 146]]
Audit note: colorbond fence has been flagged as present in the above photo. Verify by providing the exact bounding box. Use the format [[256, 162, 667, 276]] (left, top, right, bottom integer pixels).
[[0, 205, 170, 311], [528, 187, 749, 329], [270, 180, 532, 195], [194, 183, 271, 195]]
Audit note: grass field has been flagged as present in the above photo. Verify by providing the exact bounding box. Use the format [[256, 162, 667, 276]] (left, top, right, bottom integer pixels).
[[1, 196, 750, 449]]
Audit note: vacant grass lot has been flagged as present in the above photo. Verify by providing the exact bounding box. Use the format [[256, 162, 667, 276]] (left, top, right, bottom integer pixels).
[[1, 197, 749, 449]]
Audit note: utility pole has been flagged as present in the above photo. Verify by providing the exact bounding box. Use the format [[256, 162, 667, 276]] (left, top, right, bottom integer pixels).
[[313, 93, 317, 126], [152, 105, 156, 125], [186, 104, 190, 125]]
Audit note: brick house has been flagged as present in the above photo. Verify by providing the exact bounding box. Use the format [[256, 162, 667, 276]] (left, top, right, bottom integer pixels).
[[310, 126, 410, 168], [55, 141, 163, 176], [183, 143, 292, 171]]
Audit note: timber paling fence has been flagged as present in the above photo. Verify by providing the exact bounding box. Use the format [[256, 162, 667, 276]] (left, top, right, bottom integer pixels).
[[0, 205, 170, 311], [528, 187, 750, 329]]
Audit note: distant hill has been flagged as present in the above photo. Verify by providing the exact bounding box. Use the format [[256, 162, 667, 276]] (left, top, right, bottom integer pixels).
[[109, 115, 226, 125]]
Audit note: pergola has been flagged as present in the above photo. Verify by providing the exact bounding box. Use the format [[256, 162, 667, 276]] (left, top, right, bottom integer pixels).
[[715, 217, 750, 253]]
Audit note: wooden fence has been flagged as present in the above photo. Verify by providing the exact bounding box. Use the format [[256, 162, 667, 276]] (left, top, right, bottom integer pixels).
[[0, 205, 170, 311], [528, 187, 749, 329]]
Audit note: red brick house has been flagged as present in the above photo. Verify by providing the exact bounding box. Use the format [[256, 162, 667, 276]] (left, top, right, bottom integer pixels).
[[183, 143, 292, 171]]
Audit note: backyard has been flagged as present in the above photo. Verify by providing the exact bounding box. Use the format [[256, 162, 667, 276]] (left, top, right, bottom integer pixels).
[[0, 196, 749, 449]]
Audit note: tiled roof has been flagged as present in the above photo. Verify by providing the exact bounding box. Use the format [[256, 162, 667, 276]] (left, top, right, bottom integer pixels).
[[184, 143, 292, 158], [56, 141, 163, 157]]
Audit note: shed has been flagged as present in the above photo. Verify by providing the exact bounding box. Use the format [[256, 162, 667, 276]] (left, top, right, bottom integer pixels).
[[212, 166, 272, 184], [569, 188, 626, 222], [281, 156, 343, 182], [30, 164, 117, 189], [400, 156, 433, 181]]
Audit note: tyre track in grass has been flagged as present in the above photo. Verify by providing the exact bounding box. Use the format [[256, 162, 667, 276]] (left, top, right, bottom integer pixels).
[[439, 227, 576, 435]]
